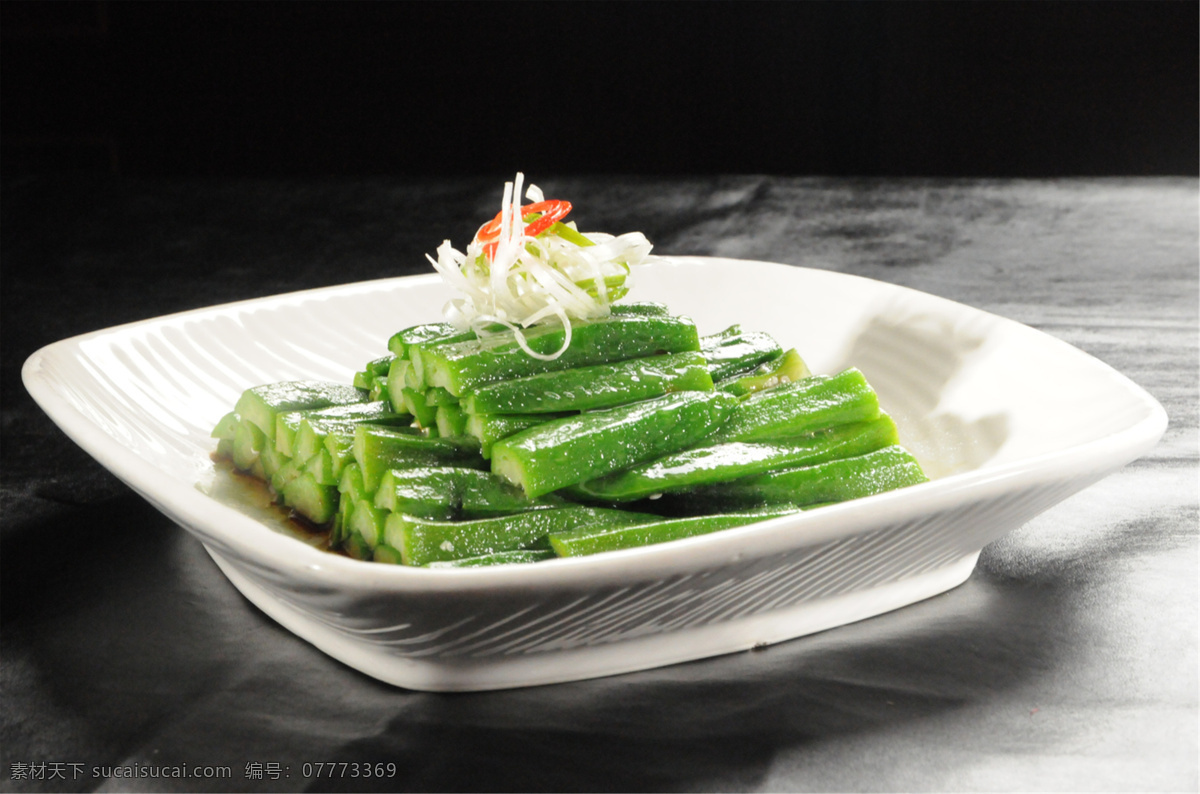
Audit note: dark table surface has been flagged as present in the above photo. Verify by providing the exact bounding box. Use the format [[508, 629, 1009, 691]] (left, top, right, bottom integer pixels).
[[2, 175, 1197, 793]]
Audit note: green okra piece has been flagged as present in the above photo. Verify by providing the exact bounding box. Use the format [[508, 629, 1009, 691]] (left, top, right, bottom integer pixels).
[[711, 368, 880, 443], [348, 498, 388, 548], [266, 450, 301, 494], [232, 418, 268, 474], [212, 411, 240, 441], [491, 390, 740, 499], [400, 387, 438, 428], [353, 355, 395, 390], [338, 461, 369, 505], [295, 405, 414, 462], [572, 415, 900, 502], [304, 446, 334, 486], [401, 325, 485, 392], [235, 381, 367, 442], [717, 348, 811, 397], [281, 471, 339, 525], [278, 400, 410, 460], [425, 548, 558, 568], [424, 387, 458, 406], [329, 510, 346, 548], [353, 425, 483, 493], [373, 544, 404, 565], [460, 352, 714, 415], [386, 506, 660, 566], [549, 506, 803, 557], [386, 358, 412, 414], [212, 411, 240, 459], [343, 530, 374, 561], [689, 445, 929, 509], [387, 322, 475, 358], [323, 432, 361, 483], [374, 465, 557, 520], [699, 328, 783, 381], [417, 314, 702, 396], [435, 403, 468, 438], [465, 412, 570, 459], [369, 376, 390, 404]]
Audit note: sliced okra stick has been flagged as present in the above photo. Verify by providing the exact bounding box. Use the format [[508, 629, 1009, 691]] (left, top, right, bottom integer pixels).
[[491, 390, 740, 499], [711, 368, 880, 443], [266, 451, 302, 494], [400, 387, 438, 428], [281, 471, 339, 525], [293, 404, 415, 463], [276, 400, 408, 459], [232, 418, 268, 475], [688, 445, 928, 509], [717, 349, 811, 397], [343, 530, 374, 561], [423, 387, 458, 406], [416, 314, 702, 396], [235, 381, 367, 443], [338, 462, 368, 509], [435, 403, 468, 438], [386, 358, 412, 414], [323, 432, 360, 483], [699, 328, 783, 381], [352, 425, 483, 493], [465, 412, 570, 459], [348, 498, 388, 548], [386, 506, 659, 566], [572, 415, 900, 502], [369, 376, 390, 404], [211, 411, 240, 441], [373, 465, 559, 521], [459, 352, 713, 415], [372, 544, 404, 565], [549, 507, 803, 558], [211, 410, 239, 460], [399, 325, 483, 391], [304, 446, 343, 487], [353, 355, 395, 390], [387, 322, 474, 358]]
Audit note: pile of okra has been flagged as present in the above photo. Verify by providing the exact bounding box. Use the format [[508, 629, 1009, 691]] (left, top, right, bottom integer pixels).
[[212, 301, 928, 567]]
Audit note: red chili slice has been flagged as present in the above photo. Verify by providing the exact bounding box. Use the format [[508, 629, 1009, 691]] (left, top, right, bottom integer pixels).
[[475, 200, 572, 245]]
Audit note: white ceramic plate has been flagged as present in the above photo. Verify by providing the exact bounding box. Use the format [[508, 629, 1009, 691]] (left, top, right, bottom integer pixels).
[[22, 257, 1166, 691]]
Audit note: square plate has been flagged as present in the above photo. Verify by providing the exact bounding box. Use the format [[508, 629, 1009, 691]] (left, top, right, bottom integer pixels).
[[22, 257, 1166, 691]]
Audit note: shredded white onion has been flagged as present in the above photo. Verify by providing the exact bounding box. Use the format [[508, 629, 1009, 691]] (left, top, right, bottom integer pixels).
[[426, 172, 661, 359]]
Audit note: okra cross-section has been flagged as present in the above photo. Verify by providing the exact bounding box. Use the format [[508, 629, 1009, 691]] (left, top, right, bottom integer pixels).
[[416, 314, 702, 396], [459, 351, 714, 415], [490, 390, 740, 499]]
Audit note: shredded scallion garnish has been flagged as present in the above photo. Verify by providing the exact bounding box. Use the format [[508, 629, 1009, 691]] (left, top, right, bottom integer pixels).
[[427, 172, 660, 359]]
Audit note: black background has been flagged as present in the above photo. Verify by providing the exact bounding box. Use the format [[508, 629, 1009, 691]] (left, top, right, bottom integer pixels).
[[2, 0, 1197, 180]]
